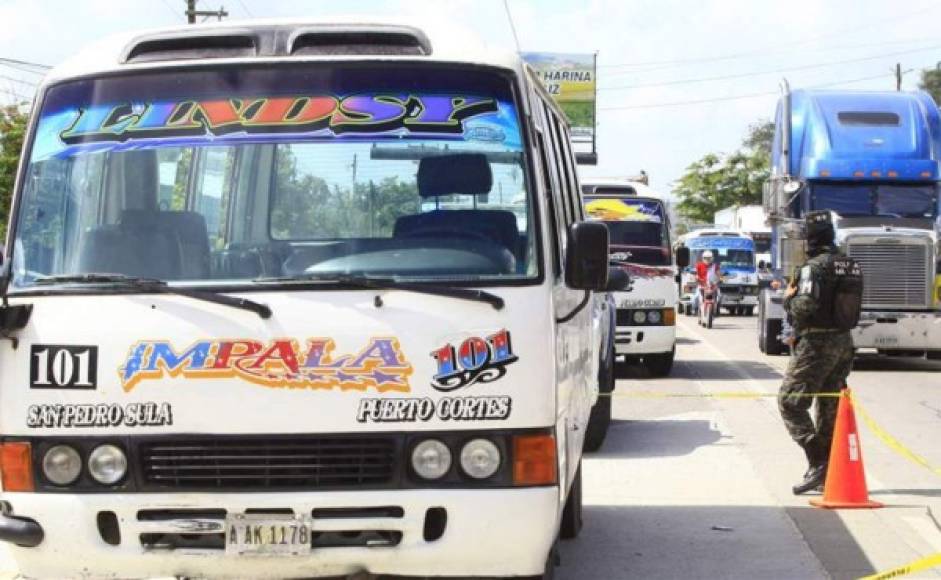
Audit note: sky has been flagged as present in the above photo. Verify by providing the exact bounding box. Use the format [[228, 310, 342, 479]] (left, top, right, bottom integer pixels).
[[3, 0, 941, 195]]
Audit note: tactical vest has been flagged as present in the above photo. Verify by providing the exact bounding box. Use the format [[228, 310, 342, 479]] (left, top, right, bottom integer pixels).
[[799, 253, 864, 331]]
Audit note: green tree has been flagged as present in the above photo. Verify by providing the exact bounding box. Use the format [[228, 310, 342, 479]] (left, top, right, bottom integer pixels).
[[743, 120, 774, 156], [918, 67, 941, 105], [0, 105, 29, 239], [673, 120, 771, 224]]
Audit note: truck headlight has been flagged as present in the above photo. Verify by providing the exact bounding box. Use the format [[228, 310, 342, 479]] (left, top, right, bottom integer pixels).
[[88, 445, 127, 485], [460, 439, 501, 479], [633, 311, 647, 324], [42, 445, 82, 486], [647, 310, 662, 324], [411, 439, 451, 480]]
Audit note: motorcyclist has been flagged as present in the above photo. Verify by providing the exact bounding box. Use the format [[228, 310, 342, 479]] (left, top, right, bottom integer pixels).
[[693, 251, 720, 314]]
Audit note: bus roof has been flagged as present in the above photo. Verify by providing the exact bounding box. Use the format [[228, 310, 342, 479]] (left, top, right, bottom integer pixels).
[[40, 18, 526, 88]]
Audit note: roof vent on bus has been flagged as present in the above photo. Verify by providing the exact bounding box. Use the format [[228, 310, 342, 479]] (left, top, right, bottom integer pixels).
[[289, 26, 431, 56], [123, 32, 258, 63]]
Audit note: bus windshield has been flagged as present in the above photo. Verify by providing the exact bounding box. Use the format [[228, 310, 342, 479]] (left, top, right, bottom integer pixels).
[[10, 65, 536, 290], [583, 196, 669, 265], [810, 182, 938, 218]]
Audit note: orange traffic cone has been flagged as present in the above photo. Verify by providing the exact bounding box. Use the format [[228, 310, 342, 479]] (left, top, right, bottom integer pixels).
[[810, 388, 883, 509]]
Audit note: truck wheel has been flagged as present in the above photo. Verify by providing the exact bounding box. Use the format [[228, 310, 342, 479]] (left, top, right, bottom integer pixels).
[[762, 317, 784, 355], [644, 347, 675, 377], [559, 463, 583, 540], [744, 306, 754, 317]]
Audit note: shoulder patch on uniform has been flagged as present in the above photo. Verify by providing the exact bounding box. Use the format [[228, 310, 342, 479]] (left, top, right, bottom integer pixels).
[[799, 265, 814, 295]]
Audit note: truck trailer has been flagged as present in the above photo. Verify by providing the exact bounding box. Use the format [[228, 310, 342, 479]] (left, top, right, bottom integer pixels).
[[758, 83, 941, 358]]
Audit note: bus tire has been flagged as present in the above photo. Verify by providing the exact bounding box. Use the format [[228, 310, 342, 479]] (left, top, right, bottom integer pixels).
[[584, 395, 611, 453], [559, 463, 583, 540], [644, 347, 675, 377]]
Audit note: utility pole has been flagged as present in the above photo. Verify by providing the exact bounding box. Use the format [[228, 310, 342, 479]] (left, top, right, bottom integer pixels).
[[186, 0, 228, 23], [893, 63, 913, 91]]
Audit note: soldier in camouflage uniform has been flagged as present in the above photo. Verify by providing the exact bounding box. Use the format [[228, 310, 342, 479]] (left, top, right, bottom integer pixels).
[[778, 211, 857, 495]]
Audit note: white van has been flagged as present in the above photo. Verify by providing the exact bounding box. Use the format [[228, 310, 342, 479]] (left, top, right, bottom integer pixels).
[[0, 21, 625, 579], [581, 180, 686, 376]]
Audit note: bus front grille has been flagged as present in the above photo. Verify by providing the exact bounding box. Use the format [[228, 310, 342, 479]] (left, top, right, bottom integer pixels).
[[138, 436, 397, 490]]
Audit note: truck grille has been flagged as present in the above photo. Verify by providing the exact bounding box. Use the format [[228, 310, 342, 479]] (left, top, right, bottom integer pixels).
[[139, 436, 397, 490], [847, 242, 930, 309]]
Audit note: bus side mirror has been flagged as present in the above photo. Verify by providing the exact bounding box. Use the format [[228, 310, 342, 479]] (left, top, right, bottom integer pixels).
[[565, 221, 609, 291], [605, 267, 631, 292], [675, 246, 690, 269]]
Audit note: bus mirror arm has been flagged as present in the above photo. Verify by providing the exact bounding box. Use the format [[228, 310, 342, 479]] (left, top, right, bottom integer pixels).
[[0, 259, 32, 346]]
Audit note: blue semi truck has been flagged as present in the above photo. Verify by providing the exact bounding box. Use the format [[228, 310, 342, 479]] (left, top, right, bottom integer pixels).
[[758, 83, 941, 357]]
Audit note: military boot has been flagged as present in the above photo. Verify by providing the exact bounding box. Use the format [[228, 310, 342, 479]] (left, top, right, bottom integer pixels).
[[792, 437, 827, 495]]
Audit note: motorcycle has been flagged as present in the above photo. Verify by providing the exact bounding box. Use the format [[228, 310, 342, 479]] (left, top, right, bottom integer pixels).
[[698, 280, 720, 329]]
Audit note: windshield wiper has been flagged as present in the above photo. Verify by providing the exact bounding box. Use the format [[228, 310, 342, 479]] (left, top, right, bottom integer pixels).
[[33, 274, 272, 319], [254, 273, 504, 310]]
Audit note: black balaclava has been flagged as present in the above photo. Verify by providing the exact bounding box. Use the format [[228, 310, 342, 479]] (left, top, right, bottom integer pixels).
[[805, 210, 835, 256]]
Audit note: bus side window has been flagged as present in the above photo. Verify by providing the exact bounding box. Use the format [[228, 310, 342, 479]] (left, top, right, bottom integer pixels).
[[543, 107, 574, 228], [536, 130, 562, 276], [553, 119, 583, 222]]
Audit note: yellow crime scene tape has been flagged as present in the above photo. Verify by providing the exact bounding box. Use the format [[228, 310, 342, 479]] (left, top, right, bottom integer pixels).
[[599, 389, 941, 579], [860, 553, 941, 580]]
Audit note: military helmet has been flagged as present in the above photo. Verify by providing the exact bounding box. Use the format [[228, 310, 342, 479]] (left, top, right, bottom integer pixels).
[[805, 210, 835, 247]]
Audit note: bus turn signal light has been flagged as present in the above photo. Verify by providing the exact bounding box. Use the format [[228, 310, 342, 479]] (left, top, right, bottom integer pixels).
[[513, 434, 557, 486], [0, 442, 35, 492], [664, 308, 676, 326]]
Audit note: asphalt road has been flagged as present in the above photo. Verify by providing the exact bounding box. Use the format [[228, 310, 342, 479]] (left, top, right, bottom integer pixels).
[[559, 313, 941, 580], [2, 314, 939, 579]]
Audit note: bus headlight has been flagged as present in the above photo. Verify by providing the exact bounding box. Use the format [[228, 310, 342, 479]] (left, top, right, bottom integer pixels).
[[460, 439, 501, 479], [42, 445, 82, 486], [88, 445, 127, 485], [411, 439, 451, 480]]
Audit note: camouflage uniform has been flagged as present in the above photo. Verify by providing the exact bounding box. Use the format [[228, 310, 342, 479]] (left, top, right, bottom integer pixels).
[[778, 250, 855, 459]]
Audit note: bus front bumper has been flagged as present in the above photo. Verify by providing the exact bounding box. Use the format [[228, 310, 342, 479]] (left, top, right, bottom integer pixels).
[[614, 324, 675, 356], [0, 487, 558, 579]]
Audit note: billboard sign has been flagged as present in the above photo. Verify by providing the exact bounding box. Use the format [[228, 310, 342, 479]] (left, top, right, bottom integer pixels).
[[521, 52, 597, 149]]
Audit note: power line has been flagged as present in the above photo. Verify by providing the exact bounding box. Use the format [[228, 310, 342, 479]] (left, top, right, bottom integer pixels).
[[0, 61, 46, 76], [0, 75, 38, 88], [235, 0, 254, 17], [503, 0, 521, 53], [0, 57, 51, 70], [598, 2, 941, 71], [603, 37, 941, 79], [596, 43, 941, 92], [598, 71, 902, 112], [158, 0, 183, 20]]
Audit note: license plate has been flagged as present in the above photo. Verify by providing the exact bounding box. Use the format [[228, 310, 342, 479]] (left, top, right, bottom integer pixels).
[[225, 514, 313, 556], [874, 336, 899, 347]]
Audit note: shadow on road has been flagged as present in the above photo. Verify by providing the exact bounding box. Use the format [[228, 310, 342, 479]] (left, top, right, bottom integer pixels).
[[869, 488, 941, 498], [675, 337, 700, 345], [593, 418, 724, 459], [852, 355, 941, 373], [557, 505, 871, 579], [671, 359, 783, 381]]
